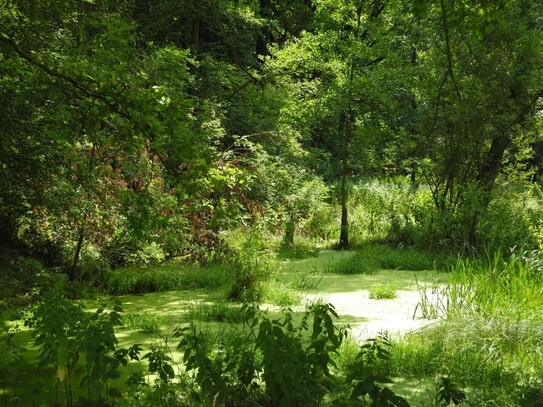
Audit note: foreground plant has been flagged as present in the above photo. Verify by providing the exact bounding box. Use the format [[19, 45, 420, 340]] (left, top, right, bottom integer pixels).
[[26, 282, 142, 406], [175, 303, 410, 406], [399, 249, 543, 405]]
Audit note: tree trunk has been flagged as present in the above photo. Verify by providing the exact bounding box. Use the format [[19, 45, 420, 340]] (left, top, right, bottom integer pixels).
[[70, 143, 96, 281], [283, 217, 295, 248], [466, 134, 510, 248], [191, 17, 200, 53], [338, 110, 352, 249], [256, 0, 271, 57]]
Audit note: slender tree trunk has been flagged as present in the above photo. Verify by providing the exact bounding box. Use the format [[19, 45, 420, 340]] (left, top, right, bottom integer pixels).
[[190, 0, 201, 53], [338, 111, 351, 249], [283, 216, 295, 248], [337, 5, 364, 250], [256, 0, 271, 57], [191, 17, 200, 53], [70, 143, 96, 281]]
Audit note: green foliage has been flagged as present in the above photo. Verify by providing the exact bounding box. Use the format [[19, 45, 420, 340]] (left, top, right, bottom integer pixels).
[[256, 303, 347, 406], [369, 283, 398, 300], [399, 249, 543, 405], [345, 178, 543, 254], [475, 182, 542, 250], [347, 179, 434, 245], [123, 312, 165, 334], [344, 334, 409, 406], [175, 322, 258, 406], [174, 303, 356, 406], [227, 232, 272, 302], [0, 319, 25, 406], [25, 283, 142, 405], [105, 262, 233, 295], [78, 301, 128, 403], [143, 342, 175, 385], [325, 252, 380, 275], [184, 301, 246, 323], [437, 377, 466, 406]]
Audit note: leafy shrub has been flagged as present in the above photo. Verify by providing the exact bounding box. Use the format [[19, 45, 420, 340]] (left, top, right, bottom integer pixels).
[[369, 283, 398, 300], [25, 284, 142, 405], [345, 334, 409, 406], [175, 321, 260, 406], [476, 183, 539, 250], [227, 232, 272, 302], [262, 281, 301, 306], [132, 242, 166, 264], [175, 303, 351, 406], [346, 178, 434, 245]]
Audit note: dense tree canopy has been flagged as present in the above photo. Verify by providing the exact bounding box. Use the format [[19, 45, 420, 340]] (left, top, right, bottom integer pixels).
[[0, 0, 542, 275]]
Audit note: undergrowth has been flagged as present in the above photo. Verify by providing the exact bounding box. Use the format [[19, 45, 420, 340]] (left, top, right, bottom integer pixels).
[[105, 262, 233, 295], [325, 244, 434, 275], [396, 248, 543, 405], [369, 282, 398, 300], [184, 301, 246, 323], [123, 312, 165, 334]]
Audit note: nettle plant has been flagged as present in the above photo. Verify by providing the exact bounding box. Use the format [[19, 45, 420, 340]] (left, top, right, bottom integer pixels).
[[175, 303, 411, 406], [25, 282, 142, 406]]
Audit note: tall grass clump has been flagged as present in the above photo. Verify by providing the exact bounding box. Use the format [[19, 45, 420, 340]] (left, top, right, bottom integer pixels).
[[444, 248, 543, 318], [369, 282, 397, 300], [359, 243, 434, 271], [325, 244, 434, 275], [184, 301, 246, 323], [397, 248, 543, 405], [105, 261, 233, 294], [123, 311, 165, 333], [325, 251, 379, 275]]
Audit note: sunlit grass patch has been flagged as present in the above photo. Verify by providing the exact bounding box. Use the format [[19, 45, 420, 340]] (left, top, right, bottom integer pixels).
[[325, 251, 380, 275], [184, 301, 245, 323], [369, 282, 398, 300], [105, 261, 233, 294], [371, 244, 434, 271], [394, 249, 543, 405], [262, 281, 301, 306], [123, 311, 165, 333]]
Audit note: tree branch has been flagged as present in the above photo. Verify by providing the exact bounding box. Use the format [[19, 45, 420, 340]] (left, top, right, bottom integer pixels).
[[0, 34, 131, 119], [500, 90, 543, 136], [439, 0, 461, 98]]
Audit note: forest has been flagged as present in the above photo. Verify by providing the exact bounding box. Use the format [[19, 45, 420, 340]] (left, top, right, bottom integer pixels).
[[1, 0, 543, 405]]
